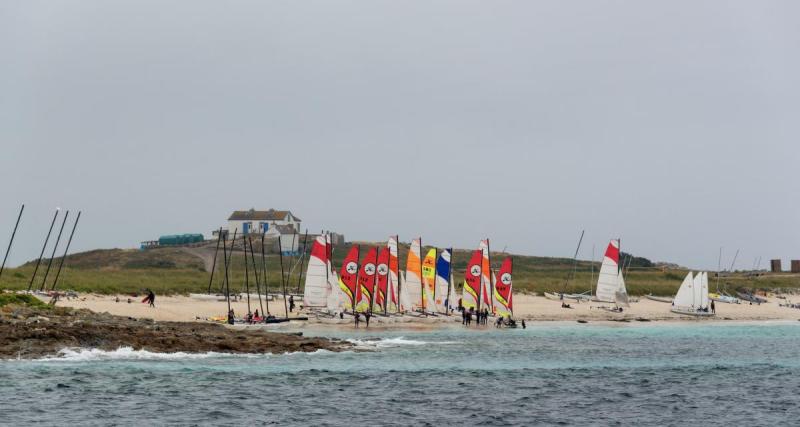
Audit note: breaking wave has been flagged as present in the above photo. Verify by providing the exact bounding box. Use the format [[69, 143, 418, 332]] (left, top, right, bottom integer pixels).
[[32, 347, 335, 362]]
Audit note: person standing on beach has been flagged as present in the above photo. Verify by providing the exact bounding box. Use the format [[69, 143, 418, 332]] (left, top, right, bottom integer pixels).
[[289, 295, 295, 313], [354, 313, 360, 329], [711, 300, 716, 314], [365, 311, 371, 328], [147, 289, 155, 308]]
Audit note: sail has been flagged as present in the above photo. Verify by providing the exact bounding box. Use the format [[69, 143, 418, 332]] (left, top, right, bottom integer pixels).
[[338, 245, 360, 311], [375, 246, 391, 313], [405, 238, 423, 311], [595, 239, 621, 303], [399, 270, 412, 312], [673, 271, 695, 308], [302, 235, 329, 307], [325, 234, 344, 311], [692, 272, 703, 308], [388, 236, 400, 312], [355, 247, 378, 312], [435, 249, 452, 312], [700, 271, 710, 309], [462, 249, 483, 310], [421, 248, 437, 312], [447, 273, 458, 312], [479, 239, 493, 313], [493, 257, 513, 317], [616, 270, 629, 307]]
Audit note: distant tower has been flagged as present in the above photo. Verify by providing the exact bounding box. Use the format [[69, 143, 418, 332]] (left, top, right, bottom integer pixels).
[[770, 259, 782, 273]]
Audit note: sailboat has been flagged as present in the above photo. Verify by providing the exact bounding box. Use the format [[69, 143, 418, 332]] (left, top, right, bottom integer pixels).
[[671, 271, 714, 317], [479, 239, 494, 314], [302, 235, 331, 309], [593, 239, 629, 312], [355, 247, 378, 313], [338, 245, 360, 312], [461, 249, 483, 311], [405, 238, 424, 313], [421, 248, 438, 314], [374, 246, 391, 314], [492, 257, 514, 319], [435, 248, 453, 313], [390, 236, 411, 313]]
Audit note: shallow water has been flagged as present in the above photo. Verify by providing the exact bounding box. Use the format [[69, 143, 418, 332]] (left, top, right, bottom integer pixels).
[[3, 322, 800, 426]]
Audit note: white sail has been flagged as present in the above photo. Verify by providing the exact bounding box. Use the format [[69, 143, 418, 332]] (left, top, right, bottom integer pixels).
[[595, 239, 621, 303], [302, 235, 329, 307], [479, 239, 493, 313], [326, 270, 344, 312], [447, 274, 458, 312], [399, 271, 412, 312], [692, 272, 703, 308], [673, 272, 695, 308], [700, 271, 710, 309], [388, 236, 400, 312], [615, 270, 629, 307]]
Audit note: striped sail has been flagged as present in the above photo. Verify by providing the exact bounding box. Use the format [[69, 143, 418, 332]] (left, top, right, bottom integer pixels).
[[462, 249, 483, 310], [355, 247, 378, 313], [302, 235, 329, 307], [493, 257, 513, 318], [405, 238, 423, 311], [595, 239, 621, 304], [338, 245, 360, 311], [374, 246, 391, 313], [435, 249, 453, 312], [388, 236, 401, 312], [421, 248, 437, 313], [479, 239, 493, 313], [325, 234, 345, 312]]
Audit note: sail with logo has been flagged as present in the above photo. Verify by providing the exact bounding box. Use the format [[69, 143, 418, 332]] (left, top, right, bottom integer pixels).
[[462, 249, 483, 310], [374, 246, 391, 313], [435, 248, 453, 313], [493, 257, 514, 318], [355, 247, 378, 313], [338, 245, 360, 312], [421, 248, 438, 314]]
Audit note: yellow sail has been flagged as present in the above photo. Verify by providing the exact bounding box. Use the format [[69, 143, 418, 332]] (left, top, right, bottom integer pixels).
[[421, 248, 437, 312]]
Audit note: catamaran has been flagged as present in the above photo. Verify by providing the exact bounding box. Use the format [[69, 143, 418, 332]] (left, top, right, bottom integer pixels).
[[435, 248, 454, 313], [404, 238, 424, 314], [492, 256, 514, 319], [670, 271, 714, 316], [462, 249, 483, 312], [421, 247, 438, 314], [593, 239, 629, 312]]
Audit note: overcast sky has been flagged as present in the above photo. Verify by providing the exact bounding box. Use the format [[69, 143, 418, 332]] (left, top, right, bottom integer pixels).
[[1, 1, 798, 269]]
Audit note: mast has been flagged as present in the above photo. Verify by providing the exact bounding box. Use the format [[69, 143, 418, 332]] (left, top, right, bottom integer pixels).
[[28, 208, 59, 292], [206, 229, 222, 294], [295, 230, 309, 295], [430, 247, 437, 314], [243, 233, 251, 315], [562, 230, 584, 296], [0, 204, 24, 282], [220, 229, 237, 294], [248, 235, 265, 317], [419, 238, 424, 311], [590, 244, 595, 298], [40, 211, 69, 291], [261, 229, 269, 315], [278, 235, 289, 318], [446, 248, 453, 315], [50, 211, 81, 291], [395, 235, 402, 313], [487, 238, 493, 314]]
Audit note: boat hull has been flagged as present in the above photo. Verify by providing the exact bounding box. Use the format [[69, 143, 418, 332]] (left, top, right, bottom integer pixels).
[[646, 294, 673, 303], [670, 308, 715, 317]]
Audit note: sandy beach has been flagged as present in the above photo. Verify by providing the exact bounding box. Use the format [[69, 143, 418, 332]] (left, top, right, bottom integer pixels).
[[49, 293, 800, 326]]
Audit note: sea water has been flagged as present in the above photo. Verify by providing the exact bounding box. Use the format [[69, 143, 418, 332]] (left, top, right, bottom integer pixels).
[[2, 321, 800, 426]]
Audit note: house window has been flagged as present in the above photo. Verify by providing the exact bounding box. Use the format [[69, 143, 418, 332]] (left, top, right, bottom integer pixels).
[[243, 222, 252, 234]]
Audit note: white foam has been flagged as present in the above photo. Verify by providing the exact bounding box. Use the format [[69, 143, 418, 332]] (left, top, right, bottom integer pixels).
[[347, 337, 460, 348], [32, 347, 336, 362]]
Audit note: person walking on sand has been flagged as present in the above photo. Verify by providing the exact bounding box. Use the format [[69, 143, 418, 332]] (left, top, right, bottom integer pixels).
[[147, 289, 155, 308], [711, 300, 716, 314], [289, 295, 295, 313]]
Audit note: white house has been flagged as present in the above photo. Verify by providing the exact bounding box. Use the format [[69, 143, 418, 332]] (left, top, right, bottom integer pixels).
[[227, 208, 302, 235]]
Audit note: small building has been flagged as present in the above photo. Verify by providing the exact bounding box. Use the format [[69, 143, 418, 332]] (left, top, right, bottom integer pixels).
[[771, 259, 782, 273], [792, 260, 800, 273], [227, 208, 301, 235]]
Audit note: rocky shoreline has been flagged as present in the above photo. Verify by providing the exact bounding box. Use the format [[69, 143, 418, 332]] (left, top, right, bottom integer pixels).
[[0, 304, 351, 359]]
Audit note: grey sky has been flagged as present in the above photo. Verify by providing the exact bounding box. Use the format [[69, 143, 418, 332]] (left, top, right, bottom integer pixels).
[[1, 1, 798, 269]]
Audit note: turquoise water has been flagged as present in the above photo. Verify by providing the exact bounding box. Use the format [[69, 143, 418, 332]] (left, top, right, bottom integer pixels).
[[2, 322, 800, 426]]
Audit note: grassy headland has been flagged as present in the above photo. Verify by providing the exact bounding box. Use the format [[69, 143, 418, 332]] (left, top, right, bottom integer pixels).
[[0, 244, 797, 296]]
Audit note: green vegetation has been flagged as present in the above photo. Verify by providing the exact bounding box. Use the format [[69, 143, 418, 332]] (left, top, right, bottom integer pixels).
[[0, 293, 49, 308], [1, 245, 797, 296]]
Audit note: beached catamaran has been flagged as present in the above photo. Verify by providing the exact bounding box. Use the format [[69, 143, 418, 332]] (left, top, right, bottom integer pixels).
[[301, 233, 346, 314], [462, 249, 484, 311], [435, 248, 454, 313], [421, 247, 437, 314], [492, 257, 514, 318], [355, 247, 378, 313], [671, 271, 714, 316], [373, 246, 391, 313], [479, 239, 494, 314], [338, 245, 360, 312], [593, 239, 629, 312], [405, 238, 424, 313]]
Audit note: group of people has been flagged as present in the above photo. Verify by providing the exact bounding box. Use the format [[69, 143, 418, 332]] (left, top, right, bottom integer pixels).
[[460, 306, 491, 326], [354, 311, 371, 328]]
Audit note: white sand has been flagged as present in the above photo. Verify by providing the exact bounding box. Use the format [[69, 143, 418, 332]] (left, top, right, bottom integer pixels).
[[51, 293, 800, 327]]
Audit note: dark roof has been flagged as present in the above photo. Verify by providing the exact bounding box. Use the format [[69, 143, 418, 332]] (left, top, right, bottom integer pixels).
[[228, 208, 300, 221]]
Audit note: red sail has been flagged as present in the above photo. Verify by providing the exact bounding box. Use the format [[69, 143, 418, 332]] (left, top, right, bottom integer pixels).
[[494, 257, 513, 312], [356, 247, 378, 312], [463, 249, 483, 308], [375, 246, 391, 310], [338, 245, 360, 308]]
